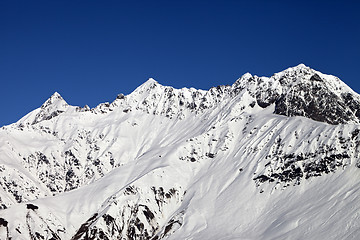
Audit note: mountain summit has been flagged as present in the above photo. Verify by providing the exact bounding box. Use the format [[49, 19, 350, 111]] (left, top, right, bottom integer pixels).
[[232, 64, 360, 124], [1, 65, 360, 239]]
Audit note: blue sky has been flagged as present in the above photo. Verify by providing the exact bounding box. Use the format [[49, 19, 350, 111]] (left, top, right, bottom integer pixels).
[[1, 0, 359, 126]]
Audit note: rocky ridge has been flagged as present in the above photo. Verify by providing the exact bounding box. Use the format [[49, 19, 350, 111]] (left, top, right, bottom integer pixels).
[[1, 64, 360, 239]]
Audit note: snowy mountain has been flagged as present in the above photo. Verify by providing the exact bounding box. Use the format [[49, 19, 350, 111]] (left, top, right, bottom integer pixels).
[[1, 64, 360, 239]]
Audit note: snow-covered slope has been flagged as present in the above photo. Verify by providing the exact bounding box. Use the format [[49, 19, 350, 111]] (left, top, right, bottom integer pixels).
[[1, 64, 360, 239]]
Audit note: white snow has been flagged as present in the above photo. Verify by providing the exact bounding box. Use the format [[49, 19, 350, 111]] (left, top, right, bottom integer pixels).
[[1, 65, 360, 239]]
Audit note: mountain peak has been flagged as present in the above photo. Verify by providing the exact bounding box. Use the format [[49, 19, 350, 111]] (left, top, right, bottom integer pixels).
[[274, 63, 312, 78], [229, 64, 360, 125], [240, 72, 253, 80], [146, 77, 157, 84], [132, 78, 161, 95], [142, 78, 159, 88], [294, 63, 307, 69], [25, 92, 70, 124], [41, 92, 67, 110], [51, 91, 63, 99], [2, 65, 360, 239], [142, 78, 158, 87]]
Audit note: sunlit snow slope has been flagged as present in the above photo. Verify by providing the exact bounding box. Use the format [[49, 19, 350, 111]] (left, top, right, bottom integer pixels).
[[1, 64, 360, 239]]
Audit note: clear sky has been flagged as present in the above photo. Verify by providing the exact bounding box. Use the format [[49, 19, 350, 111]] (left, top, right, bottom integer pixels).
[[1, 0, 359, 126]]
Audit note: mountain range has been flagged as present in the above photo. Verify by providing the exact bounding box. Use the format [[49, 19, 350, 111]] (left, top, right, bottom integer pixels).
[[1, 64, 360, 239]]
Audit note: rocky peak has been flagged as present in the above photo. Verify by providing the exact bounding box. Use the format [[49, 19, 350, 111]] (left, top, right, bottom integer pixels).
[[93, 65, 360, 125], [32, 92, 70, 124], [133, 78, 160, 94], [276, 63, 311, 76], [41, 92, 68, 110], [17, 65, 360, 126], [271, 66, 360, 124], [2, 65, 360, 240], [229, 64, 360, 125]]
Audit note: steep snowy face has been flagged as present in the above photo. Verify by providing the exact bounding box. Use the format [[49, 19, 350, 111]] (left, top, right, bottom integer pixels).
[[1, 65, 360, 240], [21, 92, 72, 125], [16, 64, 360, 127], [233, 64, 360, 124], [96, 77, 234, 119]]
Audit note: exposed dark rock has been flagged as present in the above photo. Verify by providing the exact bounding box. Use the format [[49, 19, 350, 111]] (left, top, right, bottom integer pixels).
[[273, 83, 353, 125], [135, 218, 144, 232], [102, 214, 115, 226], [142, 205, 155, 222], [124, 185, 137, 195], [163, 222, 175, 236], [117, 94, 125, 100], [0, 217, 8, 227], [254, 150, 351, 187], [71, 213, 99, 240], [253, 175, 270, 183], [26, 203, 39, 210], [37, 152, 50, 165], [310, 74, 323, 82]]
